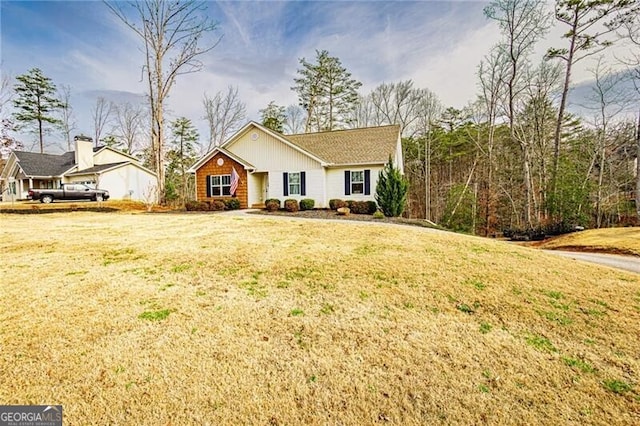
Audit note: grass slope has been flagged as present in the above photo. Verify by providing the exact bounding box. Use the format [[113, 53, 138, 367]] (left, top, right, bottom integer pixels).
[[1, 213, 639, 425], [538, 227, 640, 256]]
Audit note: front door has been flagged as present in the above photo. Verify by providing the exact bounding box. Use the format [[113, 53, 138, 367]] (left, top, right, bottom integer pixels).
[[262, 174, 269, 202]]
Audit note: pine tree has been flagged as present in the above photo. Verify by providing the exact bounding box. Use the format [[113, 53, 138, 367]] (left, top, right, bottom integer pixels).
[[259, 101, 286, 133], [375, 157, 409, 217], [292, 50, 362, 132], [12, 68, 63, 153], [167, 117, 199, 204]]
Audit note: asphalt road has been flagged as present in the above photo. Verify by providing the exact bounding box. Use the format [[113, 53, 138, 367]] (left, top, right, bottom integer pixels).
[[545, 250, 640, 274]]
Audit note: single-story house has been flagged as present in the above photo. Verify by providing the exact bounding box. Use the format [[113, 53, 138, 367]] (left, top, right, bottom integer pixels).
[[0, 135, 156, 202], [187, 121, 403, 208]]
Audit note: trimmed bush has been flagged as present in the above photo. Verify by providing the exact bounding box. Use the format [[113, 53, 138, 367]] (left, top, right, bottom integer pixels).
[[300, 198, 315, 210], [224, 198, 241, 210], [284, 199, 299, 212], [373, 210, 384, 219], [209, 200, 226, 211], [329, 199, 346, 210], [184, 200, 199, 211], [265, 198, 281, 212], [366, 201, 378, 214], [346, 200, 374, 214], [185, 201, 208, 211]]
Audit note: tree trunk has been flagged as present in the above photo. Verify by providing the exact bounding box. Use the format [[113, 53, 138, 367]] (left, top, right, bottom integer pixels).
[[425, 133, 431, 221], [180, 133, 185, 205], [523, 145, 534, 228], [551, 10, 578, 203], [595, 142, 606, 228], [38, 117, 44, 154]]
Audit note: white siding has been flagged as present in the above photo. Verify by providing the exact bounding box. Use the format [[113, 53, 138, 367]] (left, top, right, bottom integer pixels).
[[88, 165, 156, 200], [268, 169, 326, 207], [326, 166, 383, 203], [94, 149, 136, 165], [227, 127, 322, 171]]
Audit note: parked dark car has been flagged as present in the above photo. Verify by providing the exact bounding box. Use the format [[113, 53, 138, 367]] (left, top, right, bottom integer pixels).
[[28, 183, 110, 203]]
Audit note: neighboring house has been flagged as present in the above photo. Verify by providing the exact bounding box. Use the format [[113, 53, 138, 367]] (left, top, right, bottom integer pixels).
[[0, 135, 156, 202], [188, 121, 403, 208]]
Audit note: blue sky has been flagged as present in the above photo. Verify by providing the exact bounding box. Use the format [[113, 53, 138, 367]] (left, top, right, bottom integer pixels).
[[0, 0, 634, 151]]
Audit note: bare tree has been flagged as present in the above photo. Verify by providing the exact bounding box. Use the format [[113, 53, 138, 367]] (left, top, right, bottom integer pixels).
[[58, 85, 76, 151], [485, 0, 552, 227], [202, 86, 246, 152], [113, 102, 145, 154], [350, 95, 377, 129], [356, 81, 441, 219], [547, 0, 637, 200], [620, 17, 640, 221], [370, 80, 425, 137], [582, 58, 634, 226], [284, 104, 306, 135], [477, 48, 509, 233], [518, 60, 563, 221], [1, 70, 22, 157], [91, 97, 114, 147], [105, 0, 220, 203]]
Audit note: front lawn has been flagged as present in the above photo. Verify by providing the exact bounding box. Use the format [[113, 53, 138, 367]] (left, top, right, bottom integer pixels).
[[537, 227, 640, 256], [0, 213, 638, 424]]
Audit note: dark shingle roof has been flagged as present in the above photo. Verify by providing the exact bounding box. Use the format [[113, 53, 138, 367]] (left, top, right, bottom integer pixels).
[[285, 125, 400, 165], [66, 162, 128, 176], [13, 151, 76, 176]]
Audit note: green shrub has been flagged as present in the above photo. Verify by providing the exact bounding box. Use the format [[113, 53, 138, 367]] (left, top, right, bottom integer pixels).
[[224, 198, 241, 210], [366, 201, 378, 214], [375, 157, 409, 217], [329, 199, 346, 210], [300, 199, 315, 210], [284, 199, 299, 212], [265, 198, 281, 212], [373, 210, 384, 219]]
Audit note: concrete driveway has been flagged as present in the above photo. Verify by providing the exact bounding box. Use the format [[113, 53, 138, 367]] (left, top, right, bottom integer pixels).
[[544, 250, 640, 274]]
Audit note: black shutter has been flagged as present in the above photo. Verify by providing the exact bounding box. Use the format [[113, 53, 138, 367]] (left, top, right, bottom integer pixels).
[[283, 172, 289, 196], [344, 170, 351, 195], [364, 169, 371, 195], [301, 172, 306, 196], [206, 175, 211, 198]]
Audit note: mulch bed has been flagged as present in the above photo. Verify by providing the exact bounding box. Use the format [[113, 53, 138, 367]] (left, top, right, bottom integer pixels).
[[248, 208, 444, 229]]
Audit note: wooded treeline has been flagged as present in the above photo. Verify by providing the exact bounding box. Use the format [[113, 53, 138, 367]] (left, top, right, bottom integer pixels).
[[2, 0, 638, 229], [347, 0, 640, 233]]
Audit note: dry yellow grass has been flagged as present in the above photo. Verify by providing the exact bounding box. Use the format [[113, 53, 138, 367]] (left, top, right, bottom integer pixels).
[[0, 212, 639, 425], [538, 227, 640, 256]]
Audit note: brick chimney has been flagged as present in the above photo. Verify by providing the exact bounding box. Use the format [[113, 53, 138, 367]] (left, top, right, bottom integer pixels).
[[74, 135, 94, 171]]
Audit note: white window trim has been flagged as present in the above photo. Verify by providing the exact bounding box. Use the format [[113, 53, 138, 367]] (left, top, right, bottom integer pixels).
[[211, 174, 231, 196], [350, 171, 364, 195], [288, 172, 301, 196]]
